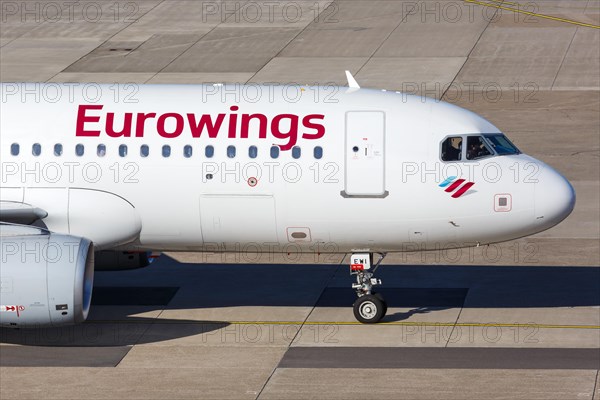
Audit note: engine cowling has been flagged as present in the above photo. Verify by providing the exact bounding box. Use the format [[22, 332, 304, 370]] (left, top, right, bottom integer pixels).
[[0, 224, 94, 328]]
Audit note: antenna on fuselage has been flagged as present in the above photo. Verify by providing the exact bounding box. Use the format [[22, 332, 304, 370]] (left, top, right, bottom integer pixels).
[[345, 70, 360, 89]]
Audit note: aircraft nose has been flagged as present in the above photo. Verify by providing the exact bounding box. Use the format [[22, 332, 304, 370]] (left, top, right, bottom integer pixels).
[[535, 167, 575, 229]]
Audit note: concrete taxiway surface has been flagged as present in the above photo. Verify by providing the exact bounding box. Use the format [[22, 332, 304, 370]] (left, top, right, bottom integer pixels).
[[1, 0, 599, 399], [1, 257, 599, 399]]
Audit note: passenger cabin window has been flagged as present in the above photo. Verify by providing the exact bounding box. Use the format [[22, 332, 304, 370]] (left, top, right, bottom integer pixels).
[[205, 145, 214, 158], [32, 143, 41, 156], [184, 145, 193, 158], [270, 146, 280, 159], [75, 144, 84, 157], [249, 146, 257, 159], [140, 145, 149, 158], [292, 146, 301, 159], [97, 144, 106, 157], [314, 146, 323, 159], [441, 137, 462, 161], [162, 145, 171, 158], [54, 144, 63, 156], [227, 145, 236, 158], [119, 144, 128, 157], [466, 136, 492, 160], [483, 134, 520, 155], [11, 143, 19, 156]]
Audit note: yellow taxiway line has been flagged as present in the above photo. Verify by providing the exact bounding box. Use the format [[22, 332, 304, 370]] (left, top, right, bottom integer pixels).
[[464, 0, 600, 29], [90, 320, 599, 330], [226, 321, 600, 329]]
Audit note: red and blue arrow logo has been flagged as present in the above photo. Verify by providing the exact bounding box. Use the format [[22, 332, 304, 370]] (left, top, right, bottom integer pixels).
[[439, 176, 475, 198]]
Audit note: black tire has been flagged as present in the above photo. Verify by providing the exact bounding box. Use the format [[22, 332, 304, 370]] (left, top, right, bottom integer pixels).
[[373, 292, 388, 318], [353, 294, 385, 324]]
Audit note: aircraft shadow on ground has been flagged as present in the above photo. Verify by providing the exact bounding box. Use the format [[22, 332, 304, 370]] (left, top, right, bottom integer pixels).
[[107, 254, 597, 310], [0, 317, 229, 347], [1, 254, 598, 347]]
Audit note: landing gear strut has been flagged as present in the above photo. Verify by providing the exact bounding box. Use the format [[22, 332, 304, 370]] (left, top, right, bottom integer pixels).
[[350, 252, 387, 323]]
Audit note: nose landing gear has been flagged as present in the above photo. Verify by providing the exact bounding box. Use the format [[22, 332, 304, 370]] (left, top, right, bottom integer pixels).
[[350, 252, 387, 323]]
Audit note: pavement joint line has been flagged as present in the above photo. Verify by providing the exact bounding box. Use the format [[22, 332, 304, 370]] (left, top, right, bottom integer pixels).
[[89, 320, 600, 329], [353, 0, 417, 79], [441, 0, 499, 100], [45, 0, 167, 83], [253, 260, 343, 399], [464, 0, 600, 29], [244, 0, 337, 85], [445, 305, 465, 348], [551, 24, 578, 89], [592, 369, 599, 400], [146, 0, 236, 83]]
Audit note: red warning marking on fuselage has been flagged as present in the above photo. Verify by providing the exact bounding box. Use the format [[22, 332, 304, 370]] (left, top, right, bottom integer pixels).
[[1, 305, 25, 317]]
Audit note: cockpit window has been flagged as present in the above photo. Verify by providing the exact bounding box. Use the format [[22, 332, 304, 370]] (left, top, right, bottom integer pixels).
[[441, 133, 520, 162], [483, 134, 520, 155], [441, 136, 462, 161], [466, 136, 492, 160]]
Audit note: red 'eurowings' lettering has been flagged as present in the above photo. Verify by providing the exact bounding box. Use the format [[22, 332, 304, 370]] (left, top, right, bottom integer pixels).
[[302, 115, 326, 140], [228, 106, 239, 139], [75, 106, 326, 149], [240, 114, 268, 139], [271, 114, 298, 151], [187, 113, 225, 138], [136, 113, 156, 137], [106, 112, 133, 138], [76, 105, 103, 136], [158, 113, 184, 138]]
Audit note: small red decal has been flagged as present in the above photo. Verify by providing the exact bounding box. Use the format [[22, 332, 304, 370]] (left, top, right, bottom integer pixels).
[[351, 264, 364, 272]]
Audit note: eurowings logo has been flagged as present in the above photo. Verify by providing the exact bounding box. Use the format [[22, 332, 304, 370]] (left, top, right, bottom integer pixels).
[[75, 105, 326, 151], [438, 176, 475, 198]]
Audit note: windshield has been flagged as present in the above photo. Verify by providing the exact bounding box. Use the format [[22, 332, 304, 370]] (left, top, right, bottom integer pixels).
[[483, 134, 520, 155], [466, 136, 492, 160]]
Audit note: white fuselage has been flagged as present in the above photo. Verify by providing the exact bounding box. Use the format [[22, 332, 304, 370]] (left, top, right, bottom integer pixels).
[[0, 83, 575, 252]]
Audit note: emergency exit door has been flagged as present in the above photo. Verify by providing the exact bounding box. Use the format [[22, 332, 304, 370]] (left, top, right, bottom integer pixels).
[[344, 111, 386, 197]]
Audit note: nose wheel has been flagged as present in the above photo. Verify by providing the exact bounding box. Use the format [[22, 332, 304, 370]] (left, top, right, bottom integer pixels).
[[350, 252, 387, 323], [353, 294, 386, 323]]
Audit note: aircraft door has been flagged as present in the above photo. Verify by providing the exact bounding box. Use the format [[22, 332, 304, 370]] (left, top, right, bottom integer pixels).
[[199, 194, 278, 250], [343, 111, 387, 197]]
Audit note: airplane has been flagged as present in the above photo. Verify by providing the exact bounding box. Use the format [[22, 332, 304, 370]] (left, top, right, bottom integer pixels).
[[0, 72, 575, 326]]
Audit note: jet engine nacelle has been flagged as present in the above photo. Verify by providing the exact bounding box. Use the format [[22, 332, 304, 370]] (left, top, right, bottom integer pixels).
[[0, 224, 94, 328]]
